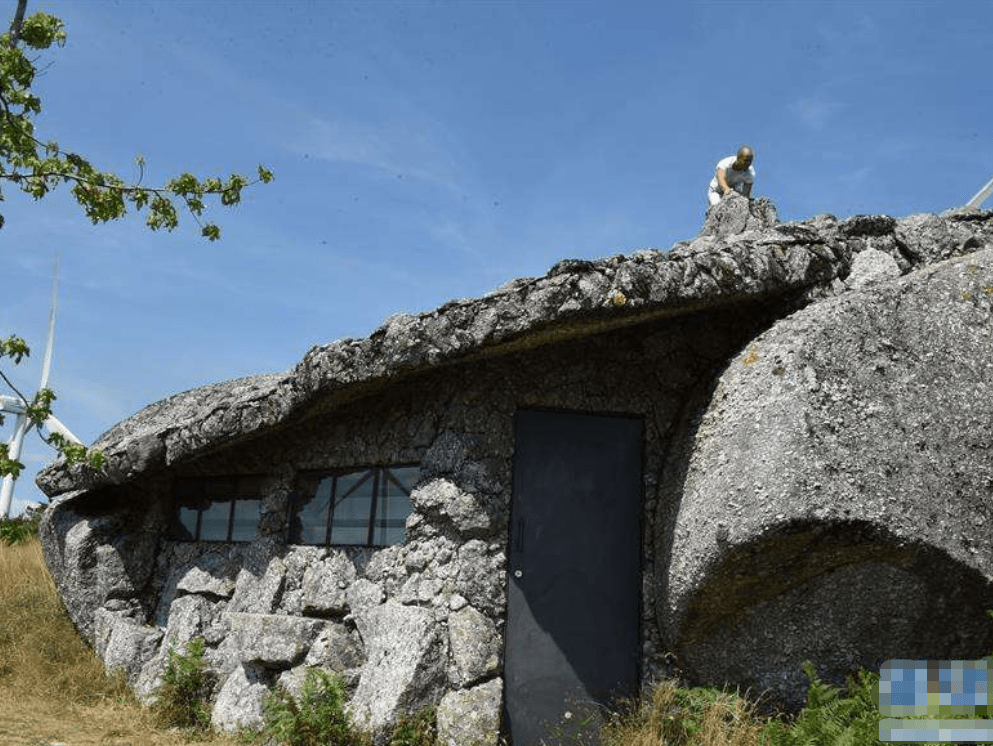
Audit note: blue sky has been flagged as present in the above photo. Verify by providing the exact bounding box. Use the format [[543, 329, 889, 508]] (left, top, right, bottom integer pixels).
[[2, 0, 991, 515]]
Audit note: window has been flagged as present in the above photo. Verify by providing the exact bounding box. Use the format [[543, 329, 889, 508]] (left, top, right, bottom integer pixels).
[[291, 465, 419, 547], [173, 475, 265, 542]]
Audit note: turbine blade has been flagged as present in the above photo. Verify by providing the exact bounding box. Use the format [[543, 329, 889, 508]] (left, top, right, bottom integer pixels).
[[39, 253, 59, 391], [966, 173, 993, 210], [44, 414, 83, 445]]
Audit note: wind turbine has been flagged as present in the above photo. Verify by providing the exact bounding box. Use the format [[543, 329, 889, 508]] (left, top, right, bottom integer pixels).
[[965, 173, 993, 210], [0, 258, 83, 519]]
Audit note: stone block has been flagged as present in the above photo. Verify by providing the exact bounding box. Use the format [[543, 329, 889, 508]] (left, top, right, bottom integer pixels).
[[437, 679, 502, 746], [350, 601, 447, 732], [448, 605, 500, 687], [223, 612, 325, 667], [301, 551, 356, 616], [212, 662, 272, 732]]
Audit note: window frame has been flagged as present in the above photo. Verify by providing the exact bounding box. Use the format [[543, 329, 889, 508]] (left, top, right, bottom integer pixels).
[[172, 475, 266, 542], [290, 464, 419, 548]]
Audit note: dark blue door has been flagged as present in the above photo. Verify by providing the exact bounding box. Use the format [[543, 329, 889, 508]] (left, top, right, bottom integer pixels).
[[503, 409, 642, 745]]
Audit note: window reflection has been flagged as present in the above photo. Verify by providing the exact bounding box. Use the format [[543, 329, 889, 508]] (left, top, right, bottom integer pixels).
[[199, 500, 232, 540], [172, 476, 264, 542], [293, 466, 418, 547], [375, 467, 418, 545], [177, 507, 199, 540], [331, 470, 376, 545], [231, 499, 262, 541], [296, 477, 332, 544]]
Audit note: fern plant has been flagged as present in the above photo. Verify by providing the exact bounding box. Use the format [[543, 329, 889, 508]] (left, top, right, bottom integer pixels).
[[759, 661, 880, 746], [151, 636, 213, 732], [261, 667, 368, 746]]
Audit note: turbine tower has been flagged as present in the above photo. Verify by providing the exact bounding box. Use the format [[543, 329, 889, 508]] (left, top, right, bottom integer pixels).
[[0, 258, 82, 519]]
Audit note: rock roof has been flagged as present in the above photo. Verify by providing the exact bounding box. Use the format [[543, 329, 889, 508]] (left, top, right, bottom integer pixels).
[[36, 202, 993, 498]]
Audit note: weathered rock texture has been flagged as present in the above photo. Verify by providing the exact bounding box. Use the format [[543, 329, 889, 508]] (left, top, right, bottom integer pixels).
[[658, 247, 993, 707], [700, 192, 779, 238], [37, 206, 993, 738]]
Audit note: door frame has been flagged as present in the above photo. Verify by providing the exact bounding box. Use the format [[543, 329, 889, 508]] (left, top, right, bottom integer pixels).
[[502, 407, 645, 745]]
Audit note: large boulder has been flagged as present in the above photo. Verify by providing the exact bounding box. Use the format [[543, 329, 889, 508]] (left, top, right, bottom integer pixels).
[[659, 248, 993, 708], [38, 495, 159, 642], [93, 609, 163, 683], [349, 601, 448, 733], [223, 612, 326, 667]]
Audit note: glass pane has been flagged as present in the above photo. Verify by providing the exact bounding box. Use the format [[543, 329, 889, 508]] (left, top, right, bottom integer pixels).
[[386, 465, 420, 495], [199, 500, 232, 541], [330, 469, 375, 545], [373, 489, 412, 546], [230, 499, 260, 542], [177, 507, 198, 540], [336, 470, 374, 499], [295, 477, 333, 544]]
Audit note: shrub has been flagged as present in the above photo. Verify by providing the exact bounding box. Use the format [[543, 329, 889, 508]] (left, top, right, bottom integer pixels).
[[0, 505, 43, 545], [152, 636, 213, 732], [0, 518, 30, 545]]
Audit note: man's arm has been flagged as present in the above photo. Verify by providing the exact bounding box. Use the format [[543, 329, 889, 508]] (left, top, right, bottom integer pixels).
[[741, 180, 752, 198], [716, 167, 732, 195]]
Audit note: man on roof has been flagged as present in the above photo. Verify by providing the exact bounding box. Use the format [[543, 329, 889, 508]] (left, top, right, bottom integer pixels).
[[708, 145, 755, 206]]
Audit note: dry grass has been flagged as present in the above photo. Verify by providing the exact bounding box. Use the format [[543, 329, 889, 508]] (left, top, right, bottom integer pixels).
[[597, 678, 770, 746], [0, 537, 242, 746], [0, 537, 119, 704]]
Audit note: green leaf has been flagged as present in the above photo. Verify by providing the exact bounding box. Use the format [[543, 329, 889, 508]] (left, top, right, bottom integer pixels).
[[18, 12, 67, 49], [0, 336, 30, 363], [88, 449, 106, 471], [0, 443, 24, 479]]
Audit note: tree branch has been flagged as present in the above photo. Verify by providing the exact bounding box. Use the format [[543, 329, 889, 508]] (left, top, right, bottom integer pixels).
[[4, 169, 265, 196], [0, 365, 28, 405]]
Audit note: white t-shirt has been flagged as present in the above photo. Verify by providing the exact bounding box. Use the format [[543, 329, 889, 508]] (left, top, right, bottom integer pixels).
[[709, 155, 755, 194]]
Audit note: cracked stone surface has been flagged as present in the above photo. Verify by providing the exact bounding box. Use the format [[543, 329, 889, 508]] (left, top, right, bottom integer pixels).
[[35, 206, 993, 734]]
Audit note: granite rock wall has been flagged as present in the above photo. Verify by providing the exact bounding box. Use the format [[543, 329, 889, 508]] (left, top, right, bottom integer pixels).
[[37, 207, 993, 737], [41, 306, 773, 737]]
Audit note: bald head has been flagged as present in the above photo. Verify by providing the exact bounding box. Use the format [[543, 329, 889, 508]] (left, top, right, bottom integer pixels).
[[734, 146, 754, 170]]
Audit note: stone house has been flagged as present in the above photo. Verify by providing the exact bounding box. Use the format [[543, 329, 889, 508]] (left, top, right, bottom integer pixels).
[[39, 202, 993, 745]]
